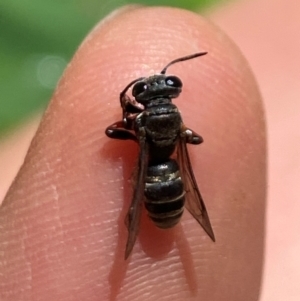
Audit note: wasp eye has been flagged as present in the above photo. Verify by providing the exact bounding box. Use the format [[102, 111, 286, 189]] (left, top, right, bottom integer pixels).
[[132, 82, 147, 97], [165, 76, 182, 88]]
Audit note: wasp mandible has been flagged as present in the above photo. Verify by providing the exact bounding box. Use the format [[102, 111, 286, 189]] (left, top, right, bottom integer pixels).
[[105, 52, 215, 259]]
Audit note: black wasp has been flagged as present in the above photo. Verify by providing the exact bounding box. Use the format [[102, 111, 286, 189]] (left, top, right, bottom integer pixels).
[[105, 52, 215, 259]]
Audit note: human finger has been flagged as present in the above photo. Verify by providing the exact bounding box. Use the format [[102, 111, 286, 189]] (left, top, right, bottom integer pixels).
[[0, 6, 266, 301]]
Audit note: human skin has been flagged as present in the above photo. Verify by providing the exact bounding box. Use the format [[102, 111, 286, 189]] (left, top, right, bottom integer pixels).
[[209, 1, 300, 300], [0, 6, 266, 301]]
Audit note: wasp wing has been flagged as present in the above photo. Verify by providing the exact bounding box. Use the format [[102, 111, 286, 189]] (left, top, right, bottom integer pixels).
[[124, 136, 148, 259], [177, 138, 215, 241]]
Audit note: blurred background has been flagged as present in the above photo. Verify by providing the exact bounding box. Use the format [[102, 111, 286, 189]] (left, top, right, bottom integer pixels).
[[0, 0, 220, 136], [0, 0, 299, 300]]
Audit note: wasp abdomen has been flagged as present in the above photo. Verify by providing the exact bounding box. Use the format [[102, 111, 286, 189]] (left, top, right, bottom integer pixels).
[[144, 159, 185, 229]]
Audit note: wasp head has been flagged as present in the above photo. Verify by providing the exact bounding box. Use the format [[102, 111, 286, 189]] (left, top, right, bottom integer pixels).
[[132, 74, 182, 104], [119, 52, 207, 107]]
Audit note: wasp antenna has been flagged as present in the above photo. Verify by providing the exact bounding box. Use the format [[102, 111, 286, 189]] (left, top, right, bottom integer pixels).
[[119, 77, 145, 102], [161, 52, 207, 74]]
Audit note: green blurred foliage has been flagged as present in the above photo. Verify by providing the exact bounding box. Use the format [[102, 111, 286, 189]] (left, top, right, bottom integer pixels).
[[0, 0, 219, 135]]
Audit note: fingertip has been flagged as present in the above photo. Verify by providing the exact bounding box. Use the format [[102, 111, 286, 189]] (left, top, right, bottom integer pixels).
[[0, 6, 266, 301]]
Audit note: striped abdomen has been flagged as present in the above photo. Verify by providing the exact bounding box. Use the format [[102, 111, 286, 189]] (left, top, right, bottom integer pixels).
[[144, 159, 185, 228]]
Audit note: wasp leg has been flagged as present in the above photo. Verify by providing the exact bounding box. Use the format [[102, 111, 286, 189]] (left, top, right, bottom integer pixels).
[[180, 124, 203, 145], [120, 95, 144, 130], [105, 121, 137, 141], [121, 94, 144, 115]]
